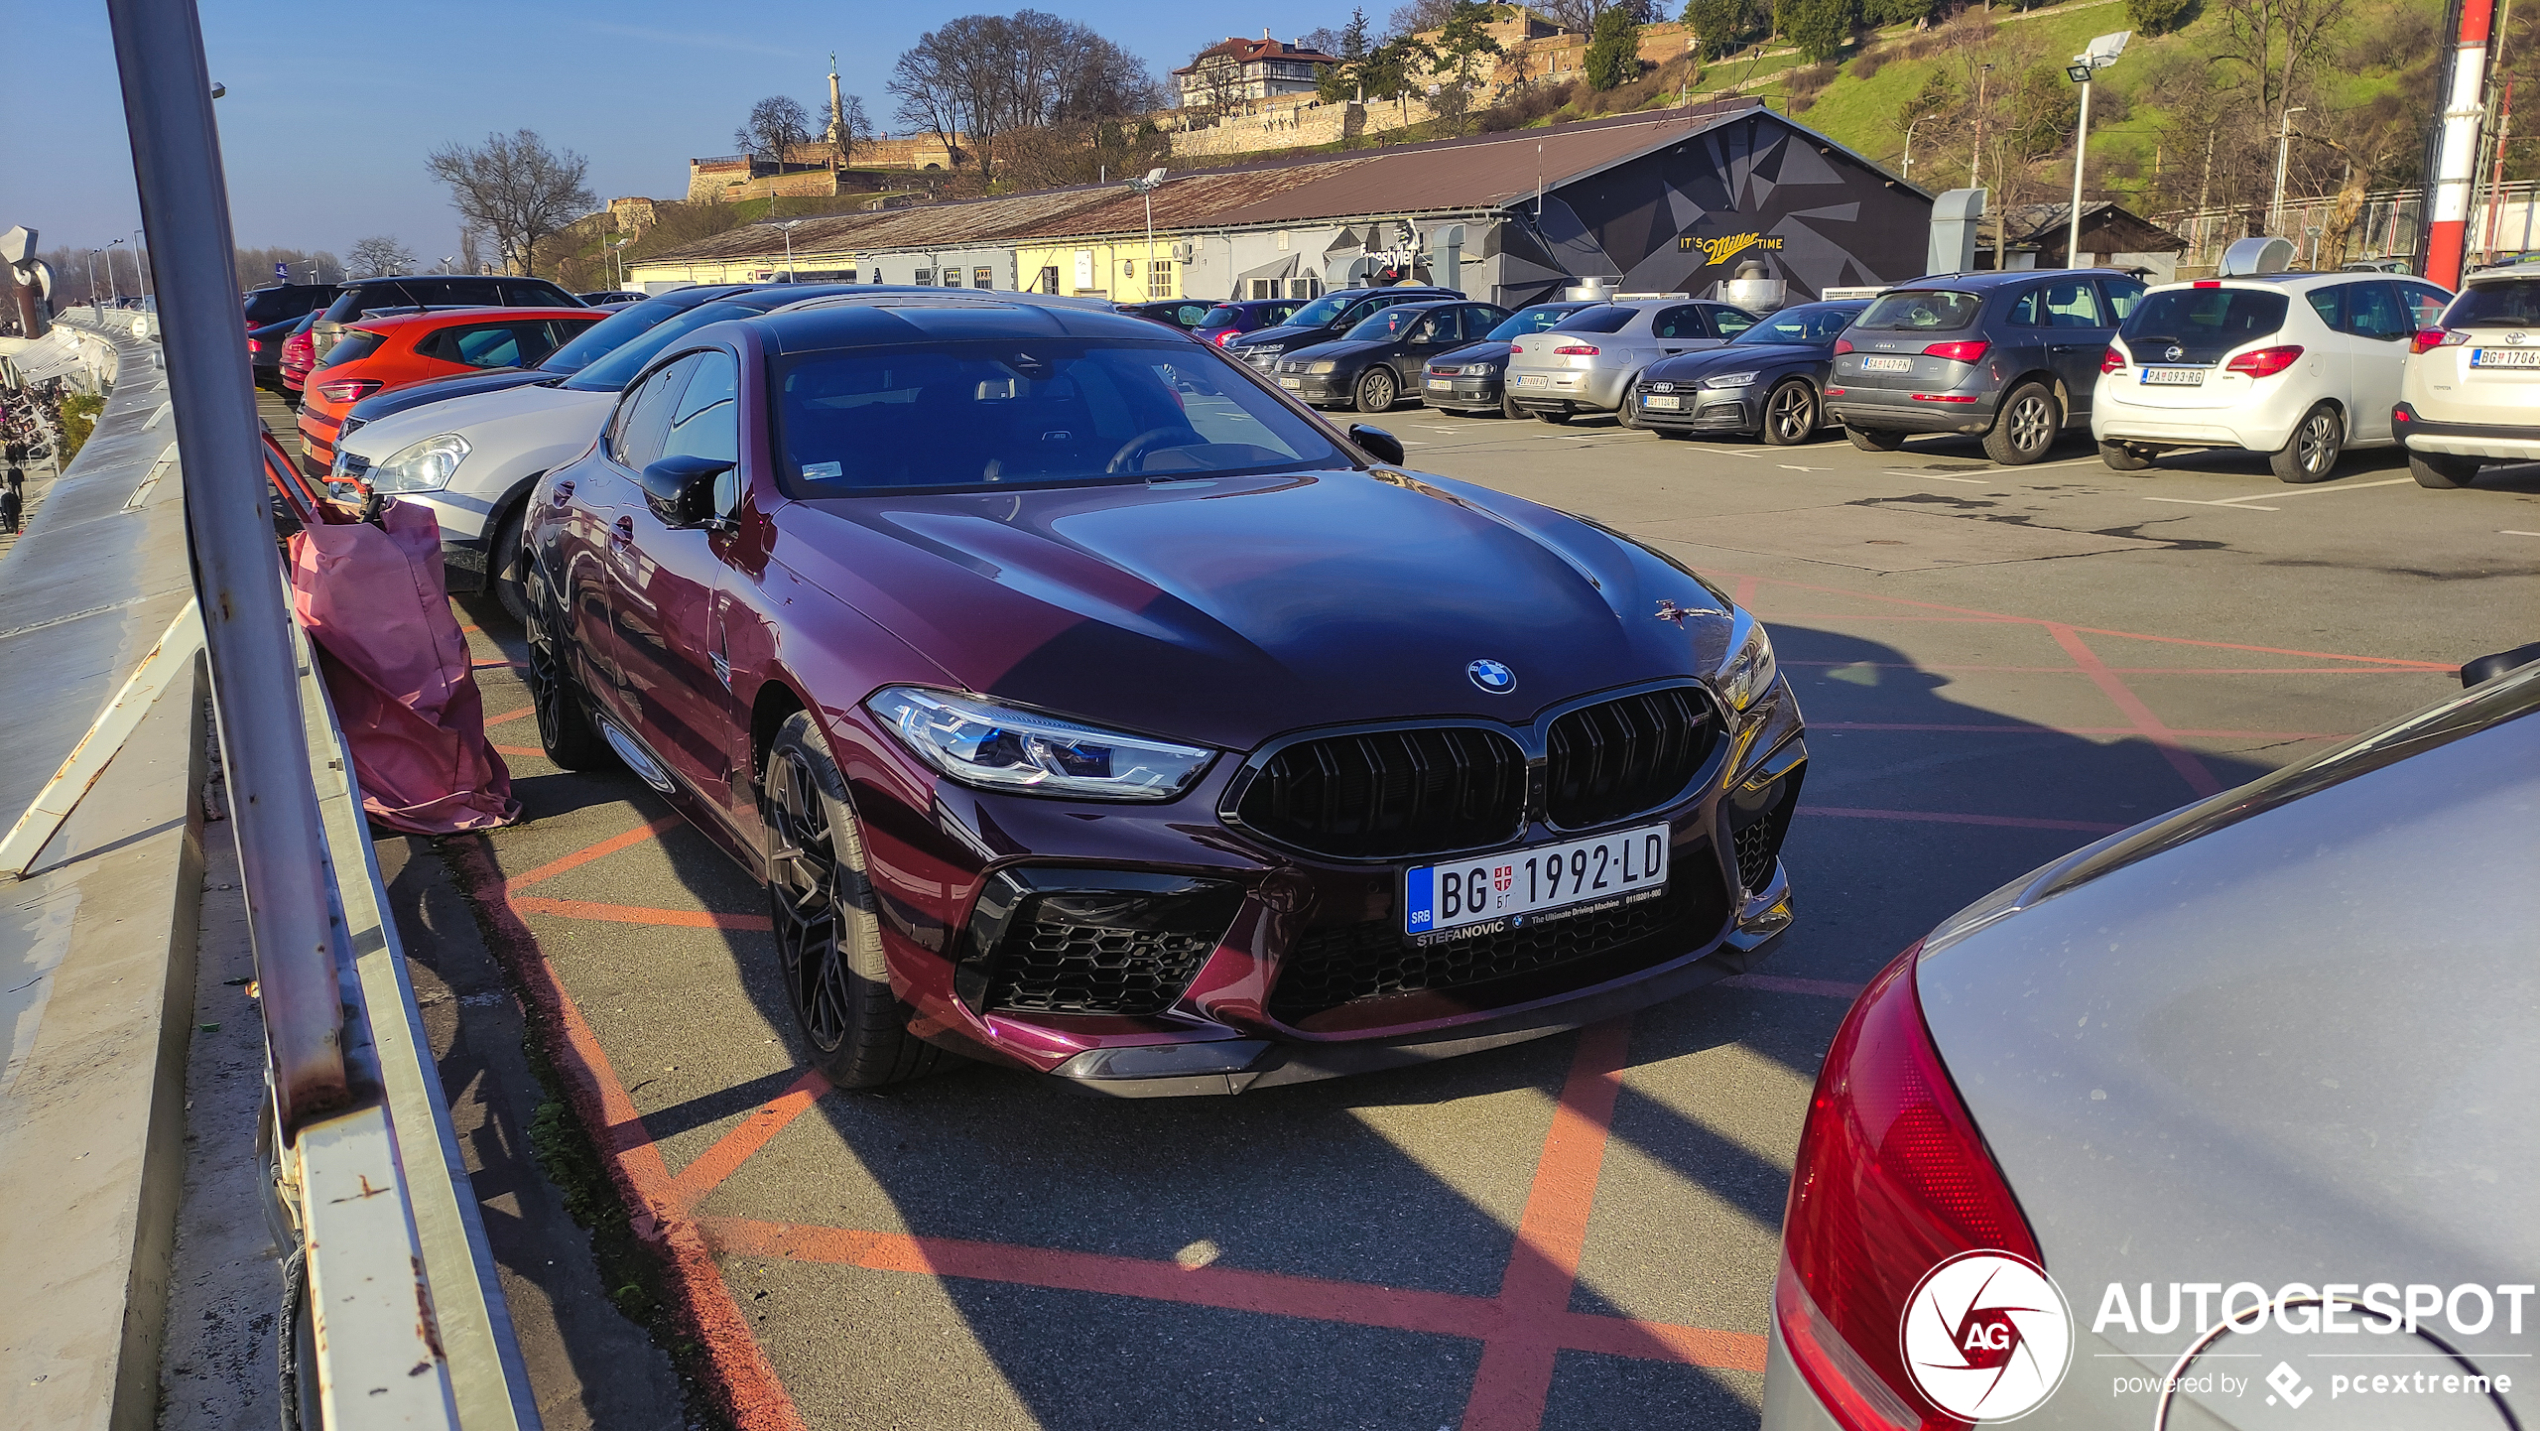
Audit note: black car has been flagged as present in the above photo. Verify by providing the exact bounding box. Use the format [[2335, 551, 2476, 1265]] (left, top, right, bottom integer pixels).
[[311, 273, 583, 361], [579, 290, 647, 305], [1192, 298, 1305, 348], [1824, 268, 2146, 465], [335, 285, 758, 451], [1271, 299, 1511, 413], [243, 281, 338, 329], [1114, 299, 1217, 331], [1225, 285, 1467, 370], [1632, 300, 1868, 444], [1419, 302, 1601, 416], [248, 315, 302, 394]]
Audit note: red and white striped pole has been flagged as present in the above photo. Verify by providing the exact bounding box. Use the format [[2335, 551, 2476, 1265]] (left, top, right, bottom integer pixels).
[[2424, 0, 2501, 287]]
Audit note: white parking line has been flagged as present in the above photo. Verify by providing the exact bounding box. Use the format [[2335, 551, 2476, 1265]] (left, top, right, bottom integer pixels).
[[2143, 475, 2414, 514], [2502, 529, 2540, 537], [2143, 497, 2281, 511]]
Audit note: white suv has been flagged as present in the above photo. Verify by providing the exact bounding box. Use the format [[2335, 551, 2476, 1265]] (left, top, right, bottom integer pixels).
[[2394, 261, 2540, 487], [2093, 271, 2452, 481]]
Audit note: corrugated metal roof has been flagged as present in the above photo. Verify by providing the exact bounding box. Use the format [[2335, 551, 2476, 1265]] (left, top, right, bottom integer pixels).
[[643, 185, 1118, 265]]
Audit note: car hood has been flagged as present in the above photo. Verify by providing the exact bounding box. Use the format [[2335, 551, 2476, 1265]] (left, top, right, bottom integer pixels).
[[1429, 340, 1513, 369], [770, 469, 1741, 752], [337, 379, 611, 466], [1229, 324, 1325, 351], [1281, 338, 1388, 365], [346, 367, 555, 426], [1918, 707, 2540, 1402], [1643, 343, 1819, 380]]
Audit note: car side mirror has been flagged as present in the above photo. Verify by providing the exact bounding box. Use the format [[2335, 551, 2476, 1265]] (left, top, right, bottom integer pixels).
[[2459, 642, 2540, 687], [639, 454, 737, 529], [1348, 424, 1405, 466]]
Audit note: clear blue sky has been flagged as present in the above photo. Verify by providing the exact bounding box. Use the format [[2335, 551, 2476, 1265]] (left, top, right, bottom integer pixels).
[[6, 0, 1361, 265]]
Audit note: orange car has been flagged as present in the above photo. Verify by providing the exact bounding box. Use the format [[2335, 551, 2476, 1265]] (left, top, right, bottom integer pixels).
[[295, 307, 601, 471]]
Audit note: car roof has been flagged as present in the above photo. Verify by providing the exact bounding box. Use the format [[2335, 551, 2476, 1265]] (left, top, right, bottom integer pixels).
[[348, 306, 599, 334], [734, 290, 1174, 355], [1891, 268, 2141, 290], [2464, 260, 2540, 282]]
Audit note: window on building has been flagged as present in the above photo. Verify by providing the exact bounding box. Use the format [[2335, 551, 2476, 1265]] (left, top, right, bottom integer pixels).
[[1037, 266, 1060, 294], [943, 268, 963, 288], [974, 267, 994, 290], [913, 268, 936, 286], [1290, 276, 1320, 299], [1149, 259, 1174, 299]]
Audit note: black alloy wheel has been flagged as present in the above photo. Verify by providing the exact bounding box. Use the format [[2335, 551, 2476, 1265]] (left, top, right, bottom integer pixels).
[[1760, 380, 1818, 446], [1354, 366, 1397, 413], [1617, 392, 1644, 429], [2409, 450, 2482, 488], [1846, 425, 1907, 452], [2270, 403, 2344, 483], [764, 712, 949, 1089], [525, 592, 614, 771], [1982, 382, 2060, 465], [2099, 441, 2153, 471]]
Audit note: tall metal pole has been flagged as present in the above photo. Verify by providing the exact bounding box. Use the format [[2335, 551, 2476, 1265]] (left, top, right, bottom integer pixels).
[[2269, 106, 2307, 236], [2424, 0, 2500, 286], [134, 228, 152, 298], [106, 0, 352, 1130], [106, 238, 127, 302], [2067, 76, 2094, 268]]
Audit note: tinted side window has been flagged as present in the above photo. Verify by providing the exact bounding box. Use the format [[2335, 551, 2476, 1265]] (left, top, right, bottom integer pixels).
[[2398, 284, 2451, 328], [2098, 279, 2145, 320], [609, 356, 696, 470], [1651, 305, 1707, 339], [2306, 285, 2348, 330], [659, 351, 738, 465], [2346, 282, 2412, 340], [2018, 280, 2104, 328], [1415, 309, 1459, 343], [1711, 306, 1757, 337]]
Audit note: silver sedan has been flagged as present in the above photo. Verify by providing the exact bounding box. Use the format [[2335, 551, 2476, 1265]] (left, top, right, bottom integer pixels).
[[1765, 654, 2540, 1431], [1503, 298, 1755, 424]]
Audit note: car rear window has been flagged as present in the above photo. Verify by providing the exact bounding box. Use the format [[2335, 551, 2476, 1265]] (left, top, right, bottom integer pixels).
[[773, 340, 1343, 495], [1488, 305, 1587, 340], [1855, 290, 1982, 332], [243, 287, 327, 324], [2444, 278, 2540, 328], [1549, 305, 1637, 334], [1200, 306, 1245, 328], [2120, 288, 2291, 364], [314, 331, 385, 369], [538, 298, 680, 372]]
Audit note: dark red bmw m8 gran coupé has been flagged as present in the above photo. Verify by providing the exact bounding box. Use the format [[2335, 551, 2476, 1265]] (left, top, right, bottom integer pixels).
[[522, 289, 1806, 1095]]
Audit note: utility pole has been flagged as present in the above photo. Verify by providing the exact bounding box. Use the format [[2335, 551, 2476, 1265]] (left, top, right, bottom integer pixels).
[[2423, 0, 2501, 286], [106, 237, 128, 302], [2269, 105, 2308, 237], [133, 228, 151, 299], [2065, 33, 2131, 269], [777, 219, 803, 279]]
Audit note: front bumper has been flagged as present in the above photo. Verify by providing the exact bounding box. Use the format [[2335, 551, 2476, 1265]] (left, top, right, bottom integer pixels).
[[1824, 385, 2000, 436], [2394, 403, 2540, 460], [1421, 374, 1503, 409], [1273, 370, 1351, 403], [1636, 389, 1757, 433], [856, 683, 1810, 1096]]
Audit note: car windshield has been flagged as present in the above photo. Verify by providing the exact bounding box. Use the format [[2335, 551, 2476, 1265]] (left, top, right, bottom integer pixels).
[[563, 301, 762, 391], [1729, 303, 1864, 345], [774, 339, 1346, 495], [537, 297, 692, 374], [2120, 288, 2291, 363], [1549, 305, 1637, 334], [1487, 305, 1585, 340], [1199, 306, 1245, 328], [1854, 290, 1981, 332], [2445, 277, 2540, 327], [1344, 307, 1427, 341], [1284, 292, 1358, 327], [315, 331, 385, 370]]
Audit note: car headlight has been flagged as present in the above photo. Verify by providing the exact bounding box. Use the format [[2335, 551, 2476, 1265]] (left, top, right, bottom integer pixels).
[[1306, 359, 1338, 374], [866, 687, 1214, 800], [1714, 613, 1777, 713], [1462, 363, 1492, 376], [366, 433, 468, 492], [1701, 371, 1760, 389]]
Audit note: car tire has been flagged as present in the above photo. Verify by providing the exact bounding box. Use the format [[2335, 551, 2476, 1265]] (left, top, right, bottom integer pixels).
[[524, 588, 615, 772], [2099, 441, 2153, 471], [764, 711, 953, 1090], [489, 504, 531, 627], [1617, 392, 1644, 429], [1534, 408, 1572, 425], [2408, 450, 2481, 488], [1983, 382, 2061, 465], [1760, 380, 1818, 446], [2270, 403, 2343, 483], [1354, 367, 1397, 413], [1499, 394, 1520, 419], [1846, 426, 1907, 452]]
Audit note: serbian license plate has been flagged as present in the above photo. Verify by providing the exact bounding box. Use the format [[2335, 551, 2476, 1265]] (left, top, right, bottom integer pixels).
[[2472, 347, 2540, 368], [1861, 356, 1913, 373], [1278, 376, 1303, 389], [1643, 394, 1683, 410], [1521, 373, 1551, 388], [1402, 823, 1670, 942], [1428, 378, 1454, 389], [2142, 366, 2205, 386]]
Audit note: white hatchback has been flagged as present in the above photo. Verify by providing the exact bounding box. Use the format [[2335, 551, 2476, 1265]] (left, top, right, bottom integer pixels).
[[2093, 271, 2451, 481]]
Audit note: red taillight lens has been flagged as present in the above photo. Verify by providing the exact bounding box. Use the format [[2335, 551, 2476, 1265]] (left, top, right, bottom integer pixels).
[[1214, 330, 1236, 346], [1779, 944, 2040, 1430], [1833, 337, 1854, 355], [2193, 279, 2221, 288], [2409, 328, 2468, 354], [2225, 345, 2302, 378], [313, 379, 380, 404], [247, 338, 263, 354], [1553, 343, 1600, 356], [2100, 344, 2126, 374], [1921, 340, 1989, 364]]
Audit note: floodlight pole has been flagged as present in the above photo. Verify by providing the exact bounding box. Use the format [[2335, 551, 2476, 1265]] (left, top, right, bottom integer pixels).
[[2067, 73, 2095, 267], [134, 229, 151, 298], [2270, 106, 2308, 237], [107, 238, 127, 302]]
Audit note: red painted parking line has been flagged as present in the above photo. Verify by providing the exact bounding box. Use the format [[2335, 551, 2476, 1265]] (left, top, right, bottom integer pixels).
[[510, 895, 773, 932], [493, 744, 542, 759], [1811, 721, 2345, 739], [1783, 660, 2435, 676], [1802, 806, 2127, 834], [484, 704, 535, 727], [1722, 973, 1865, 1000], [1732, 574, 1759, 608], [471, 657, 528, 671], [507, 815, 681, 889], [2045, 624, 2224, 799], [664, 1070, 830, 1207]]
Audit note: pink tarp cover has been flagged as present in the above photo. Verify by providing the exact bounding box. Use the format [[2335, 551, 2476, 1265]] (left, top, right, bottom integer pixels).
[[290, 500, 518, 833]]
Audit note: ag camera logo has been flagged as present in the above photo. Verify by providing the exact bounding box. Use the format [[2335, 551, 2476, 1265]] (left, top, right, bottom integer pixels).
[[1902, 1251, 2075, 1421]]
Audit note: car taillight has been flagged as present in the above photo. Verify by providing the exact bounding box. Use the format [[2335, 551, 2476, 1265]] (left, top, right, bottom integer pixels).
[[1214, 330, 1236, 346], [1833, 337, 1854, 354], [2100, 344, 2127, 374], [2225, 345, 2302, 378], [1921, 340, 1988, 363], [247, 338, 263, 354], [2193, 280, 2221, 288], [1778, 943, 2040, 1431], [2410, 328, 2469, 354], [314, 379, 381, 404], [1553, 343, 1600, 356]]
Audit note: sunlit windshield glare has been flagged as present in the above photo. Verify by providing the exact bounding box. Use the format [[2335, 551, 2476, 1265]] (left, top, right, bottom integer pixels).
[[540, 298, 681, 373], [776, 341, 1345, 494], [1345, 307, 1424, 341], [1487, 306, 1579, 341], [564, 301, 758, 392], [1729, 304, 1862, 345], [1285, 293, 1353, 327]]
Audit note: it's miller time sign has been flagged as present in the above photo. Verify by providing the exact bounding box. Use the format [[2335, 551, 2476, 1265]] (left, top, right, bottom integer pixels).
[[1680, 231, 1784, 266]]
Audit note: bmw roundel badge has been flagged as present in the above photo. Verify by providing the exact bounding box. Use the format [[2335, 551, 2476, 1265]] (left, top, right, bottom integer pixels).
[[1468, 659, 1517, 694]]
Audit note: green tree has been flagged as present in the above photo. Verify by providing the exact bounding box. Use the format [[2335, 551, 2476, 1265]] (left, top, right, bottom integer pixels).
[[1863, 0, 1933, 26], [1583, 7, 1645, 89], [1783, 0, 1857, 62], [1428, 2, 1509, 129], [1317, 8, 1375, 100], [2125, 0, 2194, 36], [1894, 69, 1955, 132], [2004, 65, 2080, 161], [1683, 0, 1766, 56]]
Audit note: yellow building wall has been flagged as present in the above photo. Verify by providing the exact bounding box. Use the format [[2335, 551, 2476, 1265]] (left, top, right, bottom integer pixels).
[[1012, 238, 1185, 301]]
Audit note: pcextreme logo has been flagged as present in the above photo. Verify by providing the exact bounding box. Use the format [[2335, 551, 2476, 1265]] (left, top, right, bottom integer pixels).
[[1679, 231, 1786, 265], [1902, 1251, 2076, 1422]]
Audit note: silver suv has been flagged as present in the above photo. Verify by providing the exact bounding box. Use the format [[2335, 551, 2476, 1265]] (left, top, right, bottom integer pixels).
[[2394, 260, 2540, 488]]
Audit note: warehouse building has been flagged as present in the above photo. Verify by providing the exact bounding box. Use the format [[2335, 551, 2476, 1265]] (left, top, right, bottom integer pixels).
[[627, 98, 1934, 308]]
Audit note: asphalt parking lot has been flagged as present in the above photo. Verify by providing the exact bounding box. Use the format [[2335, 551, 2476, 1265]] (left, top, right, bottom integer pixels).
[[388, 410, 2538, 1431]]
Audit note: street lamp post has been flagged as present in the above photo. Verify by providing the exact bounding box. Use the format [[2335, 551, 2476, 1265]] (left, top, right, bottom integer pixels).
[[606, 236, 628, 291], [2065, 31, 2131, 270], [107, 237, 129, 303], [1124, 167, 1167, 301], [133, 228, 151, 299], [1903, 112, 1929, 181], [777, 219, 804, 280], [85, 249, 102, 310], [2269, 106, 2310, 238]]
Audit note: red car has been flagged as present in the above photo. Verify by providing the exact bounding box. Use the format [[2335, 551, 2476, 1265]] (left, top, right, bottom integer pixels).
[[278, 313, 318, 400], [521, 292, 1806, 1095], [296, 307, 601, 472]]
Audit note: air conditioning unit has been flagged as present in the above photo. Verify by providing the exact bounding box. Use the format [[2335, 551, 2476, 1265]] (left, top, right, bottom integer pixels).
[[1170, 241, 1195, 263]]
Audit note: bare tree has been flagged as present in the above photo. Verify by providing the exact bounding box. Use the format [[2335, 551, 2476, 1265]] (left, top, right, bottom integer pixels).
[[824, 92, 873, 161], [426, 130, 595, 278], [344, 234, 418, 277], [1530, 0, 1661, 30], [2210, 0, 2354, 139], [890, 15, 1013, 179], [733, 95, 816, 161]]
